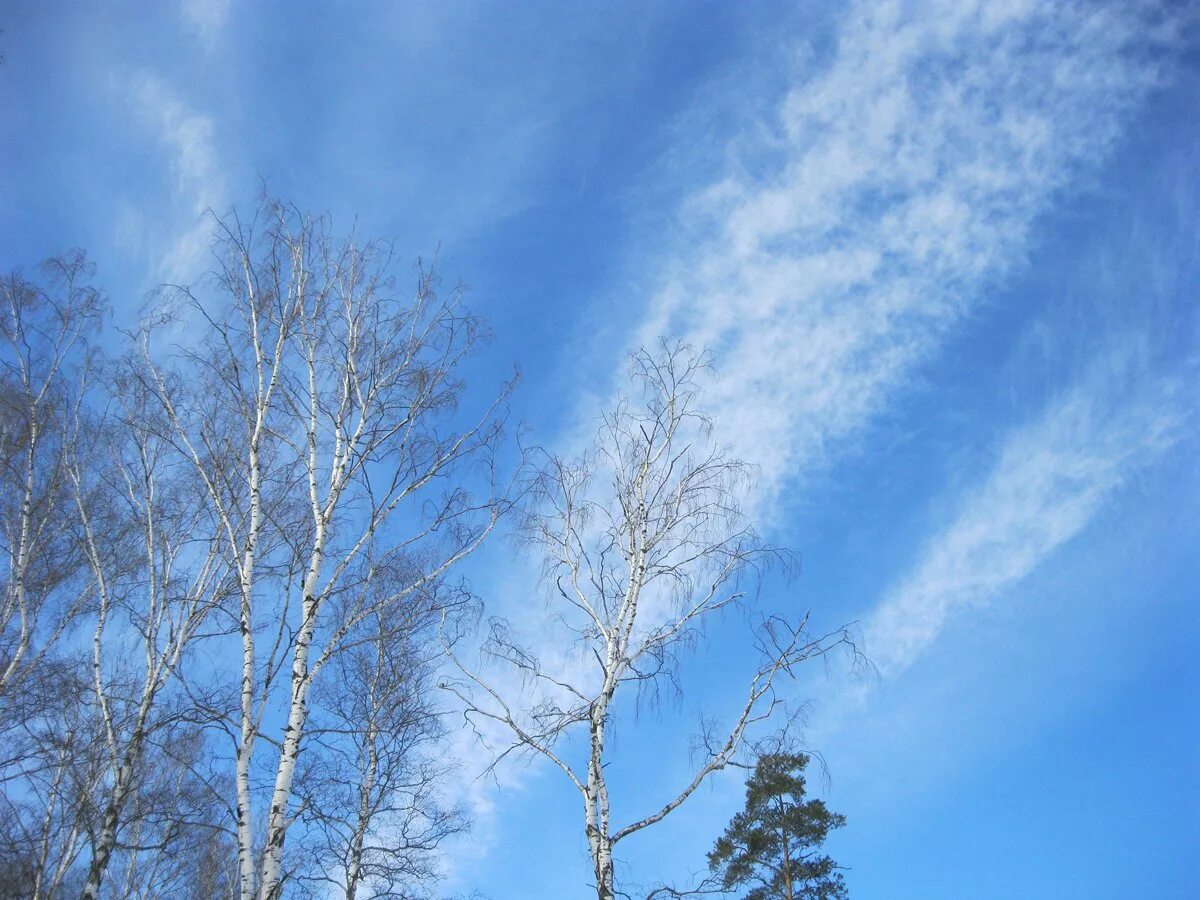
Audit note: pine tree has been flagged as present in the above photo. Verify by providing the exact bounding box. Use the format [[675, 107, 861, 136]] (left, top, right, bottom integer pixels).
[[708, 753, 848, 900]]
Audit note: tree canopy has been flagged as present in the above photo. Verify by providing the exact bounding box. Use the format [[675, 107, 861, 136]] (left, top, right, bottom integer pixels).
[[708, 752, 848, 900]]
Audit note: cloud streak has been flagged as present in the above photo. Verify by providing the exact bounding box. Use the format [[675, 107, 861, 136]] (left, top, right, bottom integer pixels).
[[128, 72, 228, 283], [865, 353, 1183, 675], [452, 0, 1190, 881], [638, 0, 1180, 500]]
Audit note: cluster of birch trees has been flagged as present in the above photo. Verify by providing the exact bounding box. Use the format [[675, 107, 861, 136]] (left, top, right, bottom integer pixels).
[[1, 199, 855, 900]]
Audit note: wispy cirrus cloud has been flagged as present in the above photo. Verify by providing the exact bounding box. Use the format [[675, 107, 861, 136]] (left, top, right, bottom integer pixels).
[[466, 0, 1185, 797], [637, 0, 1182, 501], [865, 352, 1183, 675], [127, 72, 228, 283], [450, 0, 1191, 882]]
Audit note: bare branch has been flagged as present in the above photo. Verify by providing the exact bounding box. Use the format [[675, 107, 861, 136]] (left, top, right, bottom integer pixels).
[[448, 342, 856, 900]]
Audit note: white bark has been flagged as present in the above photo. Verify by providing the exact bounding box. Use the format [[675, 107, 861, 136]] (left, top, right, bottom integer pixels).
[[0, 255, 99, 699], [447, 344, 857, 900], [80, 751, 135, 900], [137, 201, 508, 899], [0, 429, 38, 695], [343, 714, 378, 900], [138, 227, 294, 900], [257, 540, 325, 900], [69, 371, 228, 900]]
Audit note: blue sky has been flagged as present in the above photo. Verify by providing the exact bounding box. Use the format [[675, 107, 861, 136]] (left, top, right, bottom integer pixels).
[[2, 2, 1197, 898]]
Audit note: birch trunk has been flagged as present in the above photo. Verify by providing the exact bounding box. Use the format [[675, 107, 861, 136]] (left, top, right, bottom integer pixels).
[[587, 745, 615, 900], [79, 759, 134, 900], [235, 436, 265, 900], [0, 432, 37, 696], [80, 683, 157, 900], [257, 534, 326, 900], [257, 616, 314, 898], [132, 201, 502, 899], [68, 364, 226, 900], [590, 832, 615, 900], [344, 722, 378, 900], [446, 345, 855, 900]]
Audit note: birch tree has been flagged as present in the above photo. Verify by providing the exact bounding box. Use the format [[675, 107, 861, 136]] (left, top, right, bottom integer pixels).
[[0, 657, 103, 899], [446, 344, 857, 900], [0, 254, 234, 899], [137, 199, 510, 900], [70, 360, 231, 900], [0, 252, 103, 700], [0, 254, 111, 899], [296, 584, 468, 900], [106, 727, 241, 900]]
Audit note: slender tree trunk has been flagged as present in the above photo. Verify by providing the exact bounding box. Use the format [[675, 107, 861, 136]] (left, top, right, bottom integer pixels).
[[80, 676, 159, 900], [344, 724, 378, 900], [235, 653, 257, 900], [235, 440, 264, 900], [79, 754, 134, 900], [587, 668, 616, 900], [257, 535, 326, 900], [585, 779, 614, 900], [585, 523, 644, 900], [0, 433, 37, 697], [591, 835, 615, 900], [779, 797, 795, 900], [257, 612, 314, 900], [584, 758, 613, 899]]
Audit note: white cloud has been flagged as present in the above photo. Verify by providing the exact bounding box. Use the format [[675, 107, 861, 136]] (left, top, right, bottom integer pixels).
[[128, 73, 227, 283], [865, 355, 1182, 675], [637, 0, 1180, 506], [180, 0, 231, 51], [452, 0, 1189, 880]]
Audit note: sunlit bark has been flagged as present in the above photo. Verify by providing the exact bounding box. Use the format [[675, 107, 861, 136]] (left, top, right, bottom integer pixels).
[[448, 344, 857, 900]]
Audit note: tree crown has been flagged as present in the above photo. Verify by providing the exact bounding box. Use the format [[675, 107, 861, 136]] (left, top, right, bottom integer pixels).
[[708, 752, 848, 900]]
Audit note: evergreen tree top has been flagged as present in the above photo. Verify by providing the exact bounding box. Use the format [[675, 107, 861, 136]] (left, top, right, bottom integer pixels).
[[708, 752, 848, 900]]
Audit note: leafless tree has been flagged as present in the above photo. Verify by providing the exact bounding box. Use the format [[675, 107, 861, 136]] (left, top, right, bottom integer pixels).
[[0, 254, 117, 900], [135, 198, 511, 900], [446, 344, 858, 900], [0, 252, 103, 700], [0, 657, 104, 900], [68, 359, 232, 900], [295, 581, 469, 900], [0, 254, 245, 900], [105, 727, 240, 900]]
